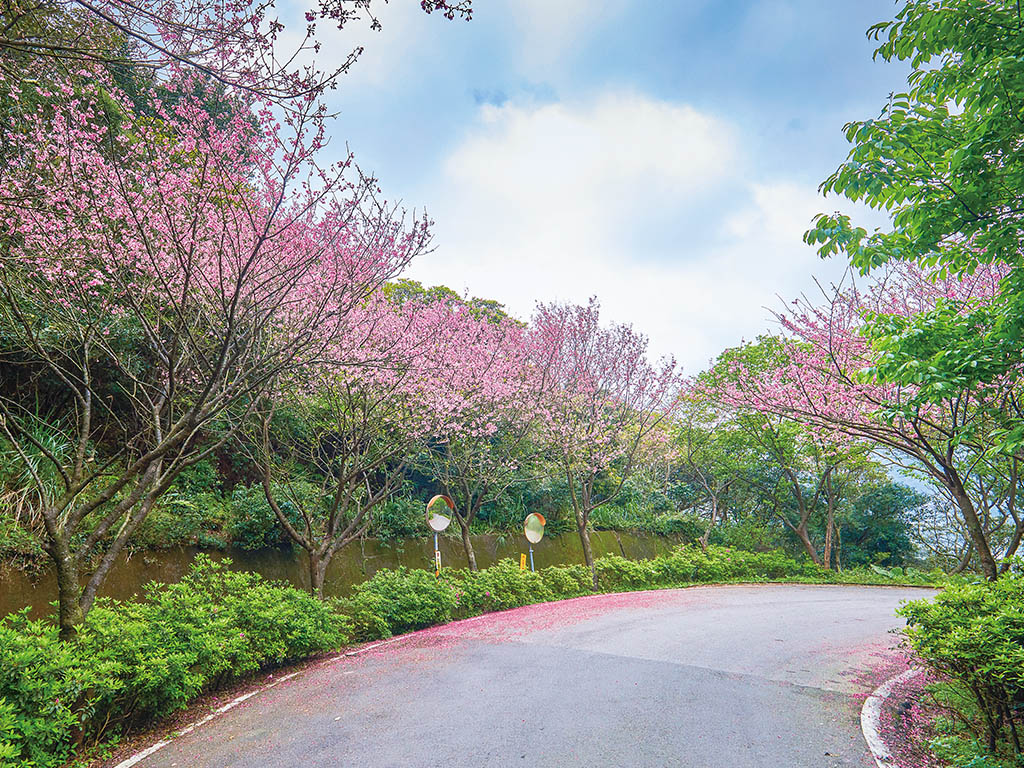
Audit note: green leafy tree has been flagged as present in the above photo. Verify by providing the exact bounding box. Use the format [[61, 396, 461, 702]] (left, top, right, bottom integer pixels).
[[837, 482, 921, 568], [806, 0, 1024, 467]]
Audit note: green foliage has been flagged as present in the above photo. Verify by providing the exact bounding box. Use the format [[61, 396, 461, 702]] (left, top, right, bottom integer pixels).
[[803, 0, 1024, 455], [0, 613, 91, 768], [594, 545, 949, 591], [382, 279, 511, 323], [175, 460, 221, 495], [595, 546, 822, 591], [132, 491, 229, 550], [830, 564, 949, 586], [227, 484, 300, 550], [926, 685, 1021, 768], [368, 497, 425, 542], [900, 569, 1024, 760], [448, 560, 553, 616], [807, 0, 1024, 275], [594, 554, 656, 590], [349, 567, 456, 635], [930, 729, 1016, 768], [0, 699, 22, 766], [0, 557, 347, 768], [329, 594, 392, 643], [489, 477, 577, 536], [709, 518, 784, 552], [589, 505, 705, 541], [335, 559, 596, 639], [537, 564, 592, 598], [0, 514, 44, 566], [837, 483, 921, 567], [641, 512, 705, 540]]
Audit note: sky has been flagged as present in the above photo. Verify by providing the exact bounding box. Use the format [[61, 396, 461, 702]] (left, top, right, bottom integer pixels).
[[300, 0, 908, 372]]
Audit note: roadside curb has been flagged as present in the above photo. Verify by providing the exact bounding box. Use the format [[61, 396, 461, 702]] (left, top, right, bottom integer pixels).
[[860, 668, 923, 768]]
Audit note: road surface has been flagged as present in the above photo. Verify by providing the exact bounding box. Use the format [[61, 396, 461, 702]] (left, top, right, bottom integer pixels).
[[133, 584, 929, 768]]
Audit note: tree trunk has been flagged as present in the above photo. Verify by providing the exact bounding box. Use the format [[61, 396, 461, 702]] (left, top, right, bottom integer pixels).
[[795, 524, 822, 566], [53, 549, 83, 641], [577, 511, 597, 590], [699, 498, 718, 551], [949, 475, 999, 580], [951, 543, 973, 574], [458, 518, 478, 572], [822, 474, 835, 570], [823, 523, 833, 570], [308, 549, 324, 599], [698, 481, 729, 551]]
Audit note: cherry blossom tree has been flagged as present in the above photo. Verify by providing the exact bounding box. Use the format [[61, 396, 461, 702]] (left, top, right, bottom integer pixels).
[[0, 0, 473, 638], [704, 338, 881, 568], [417, 313, 543, 570], [0, 0, 472, 104], [531, 299, 684, 588], [254, 296, 475, 597], [713, 265, 1019, 580], [0, 71, 427, 637]]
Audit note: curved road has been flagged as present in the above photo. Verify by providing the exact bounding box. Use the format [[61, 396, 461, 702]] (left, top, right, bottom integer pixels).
[[132, 584, 928, 768]]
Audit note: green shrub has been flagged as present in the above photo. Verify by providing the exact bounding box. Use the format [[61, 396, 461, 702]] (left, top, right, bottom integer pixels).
[[0, 613, 99, 768], [899, 571, 1024, 759], [595, 554, 653, 591], [646, 553, 695, 586], [0, 557, 347, 768], [709, 518, 784, 552], [330, 594, 392, 642], [350, 567, 455, 635], [726, 548, 823, 580], [587, 545, 826, 590], [131, 462, 230, 550], [643, 513, 706, 541], [450, 560, 553, 617], [929, 731, 1014, 768], [588, 506, 704, 542], [0, 698, 22, 766], [0, 514, 44, 566], [175, 460, 220, 495], [539, 564, 591, 598]]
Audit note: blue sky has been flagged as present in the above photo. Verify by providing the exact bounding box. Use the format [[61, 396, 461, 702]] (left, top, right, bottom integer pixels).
[[306, 0, 908, 371]]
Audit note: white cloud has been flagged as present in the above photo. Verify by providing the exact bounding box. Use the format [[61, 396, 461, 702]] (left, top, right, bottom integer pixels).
[[505, 0, 630, 74], [442, 93, 736, 249], [407, 91, 881, 372]]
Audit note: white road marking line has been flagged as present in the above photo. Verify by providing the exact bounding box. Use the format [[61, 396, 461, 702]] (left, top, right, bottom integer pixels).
[[111, 672, 300, 768]]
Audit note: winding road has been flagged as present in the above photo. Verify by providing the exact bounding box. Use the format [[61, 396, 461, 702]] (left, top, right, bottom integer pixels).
[[128, 584, 929, 768]]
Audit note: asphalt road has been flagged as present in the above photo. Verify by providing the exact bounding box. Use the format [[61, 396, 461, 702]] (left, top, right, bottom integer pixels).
[[134, 584, 929, 768]]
